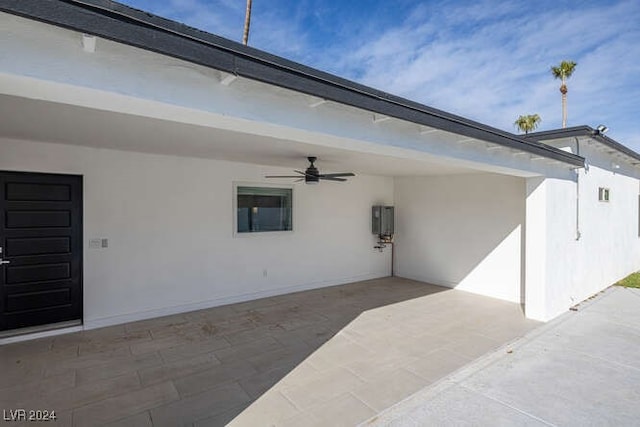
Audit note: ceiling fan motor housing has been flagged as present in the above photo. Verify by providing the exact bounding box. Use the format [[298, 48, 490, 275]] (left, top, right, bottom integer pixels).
[[305, 157, 320, 184]]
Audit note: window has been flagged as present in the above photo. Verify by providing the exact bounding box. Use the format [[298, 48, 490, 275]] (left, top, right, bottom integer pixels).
[[598, 187, 610, 202], [236, 186, 292, 233]]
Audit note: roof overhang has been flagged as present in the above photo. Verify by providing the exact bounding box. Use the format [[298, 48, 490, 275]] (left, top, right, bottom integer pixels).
[[0, 0, 585, 169], [524, 126, 640, 168]]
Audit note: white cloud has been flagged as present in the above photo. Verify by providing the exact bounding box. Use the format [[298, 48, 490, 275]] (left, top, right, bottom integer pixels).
[[302, 0, 640, 150]]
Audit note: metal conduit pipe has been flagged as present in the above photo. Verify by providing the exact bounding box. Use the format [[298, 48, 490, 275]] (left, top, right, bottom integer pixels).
[[575, 137, 582, 240]]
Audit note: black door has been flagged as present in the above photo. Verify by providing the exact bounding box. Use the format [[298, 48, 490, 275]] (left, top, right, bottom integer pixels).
[[0, 172, 82, 331]]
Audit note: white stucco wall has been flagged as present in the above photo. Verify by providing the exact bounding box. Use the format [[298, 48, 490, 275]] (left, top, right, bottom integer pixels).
[[394, 174, 525, 303], [534, 143, 640, 320], [0, 138, 393, 328]]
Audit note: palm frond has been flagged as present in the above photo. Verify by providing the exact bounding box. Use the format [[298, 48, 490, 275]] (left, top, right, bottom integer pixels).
[[514, 114, 542, 134], [551, 60, 577, 79]]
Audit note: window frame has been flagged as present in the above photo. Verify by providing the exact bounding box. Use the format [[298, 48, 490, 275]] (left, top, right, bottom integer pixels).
[[232, 182, 295, 237], [598, 187, 610, 203]]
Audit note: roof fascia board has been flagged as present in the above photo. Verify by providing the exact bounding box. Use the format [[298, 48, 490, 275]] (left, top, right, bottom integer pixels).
[[525, 126, 640, 164], [523, 126, 592, 140], [1, 0, 584, 167]]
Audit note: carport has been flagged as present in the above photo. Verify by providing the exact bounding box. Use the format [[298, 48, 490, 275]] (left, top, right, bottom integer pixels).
[[0, 4, 583, 335], [0, 2, 584, 425]]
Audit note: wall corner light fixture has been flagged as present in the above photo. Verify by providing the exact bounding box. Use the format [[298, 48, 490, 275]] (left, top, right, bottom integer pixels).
[[596, 124, 609, 135]]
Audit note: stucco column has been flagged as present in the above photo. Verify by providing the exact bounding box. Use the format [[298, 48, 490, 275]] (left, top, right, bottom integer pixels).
[[525, 177, 548, 321]]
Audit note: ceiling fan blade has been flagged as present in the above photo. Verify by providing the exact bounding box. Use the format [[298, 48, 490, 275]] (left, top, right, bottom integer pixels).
[[268, 159, 353, 183], [319, 172, 355, 178]]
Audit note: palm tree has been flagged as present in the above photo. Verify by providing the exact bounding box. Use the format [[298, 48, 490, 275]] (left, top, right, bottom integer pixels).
[[242, 0, 253, 45], [551, 60, 577, 128], [514, 114, 541, 134]]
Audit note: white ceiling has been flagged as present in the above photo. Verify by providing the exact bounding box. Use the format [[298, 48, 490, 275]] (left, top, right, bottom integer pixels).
[[0, 94, 483, 176]]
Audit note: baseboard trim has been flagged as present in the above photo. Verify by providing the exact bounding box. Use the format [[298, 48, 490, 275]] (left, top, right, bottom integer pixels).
[[84, 273, 385, 330]]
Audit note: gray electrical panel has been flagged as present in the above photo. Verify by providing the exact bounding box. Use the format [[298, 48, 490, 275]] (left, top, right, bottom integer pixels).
[[372, 206, 394, 237]]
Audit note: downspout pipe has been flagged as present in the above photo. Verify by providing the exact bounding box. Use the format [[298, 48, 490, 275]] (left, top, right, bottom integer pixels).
[[575, 137, 581, 240]]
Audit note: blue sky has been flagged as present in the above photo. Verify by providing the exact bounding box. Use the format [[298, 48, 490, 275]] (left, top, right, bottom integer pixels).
[[119, 0, 640, 151]]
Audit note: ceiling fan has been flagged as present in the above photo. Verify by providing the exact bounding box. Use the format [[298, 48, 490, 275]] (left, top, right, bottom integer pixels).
[[266, 157, 355, 184]]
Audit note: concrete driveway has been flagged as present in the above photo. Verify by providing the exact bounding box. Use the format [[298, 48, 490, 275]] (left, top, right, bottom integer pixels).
[[368, 286, 640, 426]]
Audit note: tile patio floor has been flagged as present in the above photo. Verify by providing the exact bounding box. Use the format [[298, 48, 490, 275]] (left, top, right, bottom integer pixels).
[[0, 277, 540, 426]]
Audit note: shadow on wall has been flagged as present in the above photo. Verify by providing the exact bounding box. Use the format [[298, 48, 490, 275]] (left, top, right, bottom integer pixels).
[[394, 173, 534, 305]]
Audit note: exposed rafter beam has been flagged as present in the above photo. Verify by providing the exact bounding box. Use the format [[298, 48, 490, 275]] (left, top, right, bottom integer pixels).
[[457, 138, 475, 144], [373, 114, 391, 123], [81, 34, 96, 52], [219, 72, 238, 86], [308, 97, 327, 108], [419, 126, 438, 135]]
